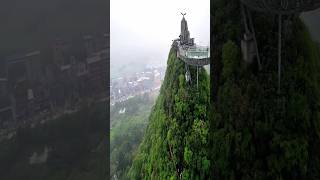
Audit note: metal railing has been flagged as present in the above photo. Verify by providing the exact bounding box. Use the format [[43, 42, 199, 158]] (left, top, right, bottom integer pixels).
[[177, 45, 210, 66]]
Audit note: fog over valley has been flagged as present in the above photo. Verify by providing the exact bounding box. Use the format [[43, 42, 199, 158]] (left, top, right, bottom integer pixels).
[[111, 0, 210, 78]]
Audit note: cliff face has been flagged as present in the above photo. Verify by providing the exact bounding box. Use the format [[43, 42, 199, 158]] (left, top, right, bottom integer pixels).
[[128, 49, 210, 179], [211, 0, 320, 179]]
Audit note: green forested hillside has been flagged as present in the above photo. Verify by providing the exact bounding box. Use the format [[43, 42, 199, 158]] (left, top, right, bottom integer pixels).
[[127, 49, 210, 179], [110, 94, 157, 179], [211, 0, 320, 179]]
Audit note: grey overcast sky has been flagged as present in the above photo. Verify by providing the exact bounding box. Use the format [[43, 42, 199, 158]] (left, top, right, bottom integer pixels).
[[111, 0, 210, 75]]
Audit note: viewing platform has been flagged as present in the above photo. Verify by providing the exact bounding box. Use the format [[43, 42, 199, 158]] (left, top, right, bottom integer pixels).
[[172, 13, 210, 87], [176, 43, 210, 66], [172, 13, 210, 67]]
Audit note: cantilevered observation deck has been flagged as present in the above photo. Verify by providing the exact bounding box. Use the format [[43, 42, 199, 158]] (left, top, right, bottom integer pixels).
[[173, 13, 210, 87], [177, 44, 210, 66]]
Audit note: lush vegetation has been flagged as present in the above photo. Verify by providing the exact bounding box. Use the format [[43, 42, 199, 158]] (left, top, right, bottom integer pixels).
[[0, 102, 107, 180], [127, 49, 210, 179], [211, 0, 320, 179], [110, 93, 157, 179]]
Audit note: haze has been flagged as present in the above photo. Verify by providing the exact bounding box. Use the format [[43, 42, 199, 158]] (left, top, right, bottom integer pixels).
[[111, 0, 210, 77], [301, 8, 320, 43]]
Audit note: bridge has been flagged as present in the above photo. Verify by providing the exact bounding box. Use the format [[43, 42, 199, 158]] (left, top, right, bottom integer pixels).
[[240, 0, 320, 94], [173, 13, 210, 88]]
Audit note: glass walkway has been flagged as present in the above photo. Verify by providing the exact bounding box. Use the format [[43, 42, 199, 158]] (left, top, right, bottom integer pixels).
[[177, 44, 210, 66]]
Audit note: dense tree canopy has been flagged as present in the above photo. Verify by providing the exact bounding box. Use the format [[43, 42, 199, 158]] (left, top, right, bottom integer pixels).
[[110, 94, 157, 179], [128, 49, 210, 179], [211, 0, 320, 179]]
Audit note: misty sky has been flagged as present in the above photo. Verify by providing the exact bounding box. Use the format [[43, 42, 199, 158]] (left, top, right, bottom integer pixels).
[[111, 0, 210, 76]]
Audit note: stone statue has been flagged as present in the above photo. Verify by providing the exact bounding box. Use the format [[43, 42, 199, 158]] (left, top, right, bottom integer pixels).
[[180, 13, 190, 45]]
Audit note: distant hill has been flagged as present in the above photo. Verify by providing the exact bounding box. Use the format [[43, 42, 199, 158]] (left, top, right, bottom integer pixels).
[[0, 0, 109, 58], [301, 9, 320, 43]]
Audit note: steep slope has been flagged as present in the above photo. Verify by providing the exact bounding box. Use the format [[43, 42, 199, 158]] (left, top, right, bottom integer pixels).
[[110, 94, 157, 179], [128, 49, 210, 179], [211, 0, 320, 179]]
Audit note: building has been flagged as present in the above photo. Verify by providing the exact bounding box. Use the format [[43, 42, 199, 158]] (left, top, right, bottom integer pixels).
[[0, 78, 14, 128], [0, 33, 109, 130]]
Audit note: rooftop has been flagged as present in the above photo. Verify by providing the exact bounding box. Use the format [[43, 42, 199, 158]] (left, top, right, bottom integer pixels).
[[5, 51, 40, 63]]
